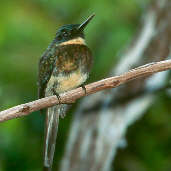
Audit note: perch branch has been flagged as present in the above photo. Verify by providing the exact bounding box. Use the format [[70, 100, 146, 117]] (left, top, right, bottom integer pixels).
[[0, 59, 171, 123]]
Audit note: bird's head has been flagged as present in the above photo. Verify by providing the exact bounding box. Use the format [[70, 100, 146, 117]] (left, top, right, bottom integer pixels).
[[55, 14, 95, 45]]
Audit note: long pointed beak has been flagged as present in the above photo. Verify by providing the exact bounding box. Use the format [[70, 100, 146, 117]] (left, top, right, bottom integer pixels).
[[77, 13, 95, 32]]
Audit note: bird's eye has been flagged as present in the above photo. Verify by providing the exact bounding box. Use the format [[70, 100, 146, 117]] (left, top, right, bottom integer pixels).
[[63, 31, 68, 37]]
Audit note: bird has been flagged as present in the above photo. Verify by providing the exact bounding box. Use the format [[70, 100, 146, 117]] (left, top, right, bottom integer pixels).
[[38, 14, 95, 171]]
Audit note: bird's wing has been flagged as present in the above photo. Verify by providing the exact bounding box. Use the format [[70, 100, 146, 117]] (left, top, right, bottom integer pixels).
[[38, 53, 56, 99]]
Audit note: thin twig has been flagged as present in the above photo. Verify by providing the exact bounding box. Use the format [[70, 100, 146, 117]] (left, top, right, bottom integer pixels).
[[0, 59, 171, 123]]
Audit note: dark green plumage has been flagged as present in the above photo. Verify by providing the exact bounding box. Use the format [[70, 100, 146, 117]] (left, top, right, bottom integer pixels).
[[38, 41, 57, 99]]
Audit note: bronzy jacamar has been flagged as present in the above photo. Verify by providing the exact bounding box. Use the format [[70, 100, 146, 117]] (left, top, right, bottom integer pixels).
[[38, 14, 94, 170]]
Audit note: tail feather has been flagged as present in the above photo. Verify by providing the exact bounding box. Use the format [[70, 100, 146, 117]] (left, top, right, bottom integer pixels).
[[43, 105, 60, 170]]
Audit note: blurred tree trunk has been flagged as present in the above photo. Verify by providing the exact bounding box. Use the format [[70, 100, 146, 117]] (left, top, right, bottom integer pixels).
[[60, 0, 171, 170]]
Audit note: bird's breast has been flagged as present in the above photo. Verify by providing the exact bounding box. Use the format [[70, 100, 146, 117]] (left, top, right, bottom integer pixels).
[[46, 68, 88, 95], [55, 44, 92, 73], [45, 44, 92, 96]]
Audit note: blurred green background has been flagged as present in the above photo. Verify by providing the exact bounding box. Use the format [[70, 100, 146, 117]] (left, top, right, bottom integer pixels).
[[0, 0, 170, 170]]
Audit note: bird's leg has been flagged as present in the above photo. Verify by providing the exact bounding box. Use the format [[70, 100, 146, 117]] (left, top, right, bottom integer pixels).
[[52, 88, 61, 104], [52, 88, 66, 118], [81, 84, 87, 95]]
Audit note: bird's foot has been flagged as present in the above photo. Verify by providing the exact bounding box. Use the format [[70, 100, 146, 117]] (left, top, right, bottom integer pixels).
[[52, 88, 61, 104], [81, 84, 87, 95]]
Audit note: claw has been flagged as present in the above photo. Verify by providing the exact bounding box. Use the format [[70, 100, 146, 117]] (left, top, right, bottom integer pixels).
[[81, 85, 87, 95], [52, 88, 61, 103]]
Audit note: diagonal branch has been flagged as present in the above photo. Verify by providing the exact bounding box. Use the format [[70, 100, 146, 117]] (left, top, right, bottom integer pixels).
[[0, 59, 170, 123]]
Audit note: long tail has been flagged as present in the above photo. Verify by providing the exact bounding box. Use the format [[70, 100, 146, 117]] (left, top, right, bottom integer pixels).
[[43, 105, 60, 171]]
